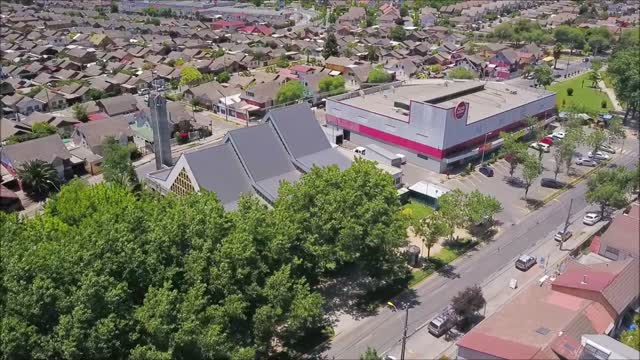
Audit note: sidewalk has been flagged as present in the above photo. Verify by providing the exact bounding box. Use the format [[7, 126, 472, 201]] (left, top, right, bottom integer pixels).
[[384, 212, 606, 359]]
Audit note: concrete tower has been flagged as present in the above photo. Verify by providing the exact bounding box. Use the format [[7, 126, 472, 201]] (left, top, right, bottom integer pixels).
[[149, 93, 173, 169]]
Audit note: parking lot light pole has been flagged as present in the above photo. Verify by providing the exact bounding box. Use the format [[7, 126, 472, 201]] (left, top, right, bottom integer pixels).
[[480, 131, 493, 165]]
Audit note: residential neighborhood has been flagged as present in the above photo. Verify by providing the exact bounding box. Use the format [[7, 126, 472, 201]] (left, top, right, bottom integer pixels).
[[1, 0, 639, 359]]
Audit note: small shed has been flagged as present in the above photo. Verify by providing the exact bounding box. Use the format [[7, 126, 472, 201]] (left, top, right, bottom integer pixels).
[[408, 180, 450, 208]]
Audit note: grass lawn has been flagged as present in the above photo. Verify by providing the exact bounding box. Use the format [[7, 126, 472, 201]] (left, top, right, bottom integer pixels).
[[408, 239, 477, 287], [402, 201, 433, 220], [548, 73, 613, 115]]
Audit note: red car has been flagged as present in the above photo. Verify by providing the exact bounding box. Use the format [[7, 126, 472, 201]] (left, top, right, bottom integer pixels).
[[539, 136, 554, 146]]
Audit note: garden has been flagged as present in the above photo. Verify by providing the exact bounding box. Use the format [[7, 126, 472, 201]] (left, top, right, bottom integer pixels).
[[549, 73, 613, 115]]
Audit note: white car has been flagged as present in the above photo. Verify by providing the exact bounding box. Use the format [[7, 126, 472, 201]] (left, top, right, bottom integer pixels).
[[552, 131, 566, 140], [583, 212, 602, 226], [588, 151, 610, 160], [576, 157, 597, 167], [530, 142, 550, 152]]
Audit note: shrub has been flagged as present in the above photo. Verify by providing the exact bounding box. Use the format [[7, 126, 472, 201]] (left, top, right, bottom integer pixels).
[[566, 87, 574, 96], [601, 100, 607, 109]]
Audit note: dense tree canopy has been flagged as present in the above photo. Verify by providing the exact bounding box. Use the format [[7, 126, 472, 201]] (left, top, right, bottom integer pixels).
[[275, 80, 305, 105], [368, 68, 392, 84], [322, 32, 339, 59], [180, 66, 203, 86], [447, 67, 476, 80], [318, 75, 346, 95], [1, 159, 408, 359], [607, 29, 639, 121]]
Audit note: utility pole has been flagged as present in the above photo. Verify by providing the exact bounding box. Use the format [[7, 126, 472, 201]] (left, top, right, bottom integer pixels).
[[400, 306, 409, 360], [559, 198, 573, 251]]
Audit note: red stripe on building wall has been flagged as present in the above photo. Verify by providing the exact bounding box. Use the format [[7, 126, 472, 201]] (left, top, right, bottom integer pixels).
[[327, 114, 445, 159]]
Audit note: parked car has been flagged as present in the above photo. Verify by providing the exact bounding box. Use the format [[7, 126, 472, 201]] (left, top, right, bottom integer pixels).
[[515, 254, 537, 271], [576, 157, 597, 167], [428, 306, 458, 337], [599, 144, 616, 154], [588, 151, 610, 161], [541, 178, 566, 189], [539, 137, 554, 146], [552, 131, 566, 140], [479, 165, 494, 177], [554, 230, 573, 242], [396, 154, 407, 164], [583, 212, 601, 226], [530, 142, 550, 153]]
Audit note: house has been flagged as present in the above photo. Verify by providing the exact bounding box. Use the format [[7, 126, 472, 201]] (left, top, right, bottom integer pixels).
[[457, 257, 640, 360], [89, 33, 115, 49], [0, 117, 31, 143], [241, 81, 281, 110], [239, 25, 274, 36], [420, 10, 437, 27], [33, 88, 67, 111], [183, 81, 241, 110], [66, 47, 97, 64], [324, 56, 354, 74], [489, 48, 521, 76], [478, 43, 510, 59], [384, 59, 418, 80], [0, 134, 72, 181], [338, 7, 366, 25], [72, 115, 132, 157], [595, 203, 639, 261], [2, 94, 46, 115], [211, 20, 245, 31], [345, 63, 372, 87], [97, 94, 138, 116]]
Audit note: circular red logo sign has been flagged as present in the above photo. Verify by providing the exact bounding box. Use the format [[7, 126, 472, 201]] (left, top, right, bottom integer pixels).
[[454, 102, 467, 119]]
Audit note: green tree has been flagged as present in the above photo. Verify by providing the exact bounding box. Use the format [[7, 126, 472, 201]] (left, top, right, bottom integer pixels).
[[465, 190, 502, 226], [437, 189, 467, 241], [586, 167, 635, 216], [368, 68, 391, 83], [322, 32, 339, 59], [586, 128, 608, 154], [72, 103, 89, 122], [102, 138, 137, 188], [390, 25, 406, 41], [451, 285, 485, 330], [447, 67, 476, 79], [533, 64, 553, 87], [275, 80, 305, 105], [620, 314, 640, 350], [552, 145, 564, 181], [180, 66, 203, 86], [500, 130, 528, 178], [110, 2, 118, 13], [366, 45, 379, 64], [31, 122, 57, 136], [360, 347, 382, 360], [318, 75, 346, 95], [607, 45, 640, 122], [552, 43, 563, 69], [588, 69, 601, 87], [16, 159, 59, 197], [521, 155, 542, 201], [412, 211, 447, 259], [400, 5, 409, 17], [87, 88, 106, 100], [216, 71, 231, 83], [493, 22, 514, 42]]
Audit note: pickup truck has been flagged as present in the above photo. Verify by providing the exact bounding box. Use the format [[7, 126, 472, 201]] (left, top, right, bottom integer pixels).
[[428, 306, 458, 337]]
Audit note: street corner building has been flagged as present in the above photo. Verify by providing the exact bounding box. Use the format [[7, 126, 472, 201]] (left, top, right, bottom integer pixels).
[[325, 80, 557, 173]]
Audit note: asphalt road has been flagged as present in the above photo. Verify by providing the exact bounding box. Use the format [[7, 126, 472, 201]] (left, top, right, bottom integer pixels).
[[323, 147, 638, 359]]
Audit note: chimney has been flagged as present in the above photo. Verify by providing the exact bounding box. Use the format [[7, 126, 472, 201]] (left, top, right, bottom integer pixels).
[[581, 275, 588, 285], [149, 93, 172, 170]]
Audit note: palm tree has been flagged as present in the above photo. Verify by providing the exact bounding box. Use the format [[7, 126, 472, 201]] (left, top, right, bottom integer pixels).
[[588, 69, 601, 88], [17, 160, 60, 198], [552, 43, 562, 69], [366, 45, 379, 64]]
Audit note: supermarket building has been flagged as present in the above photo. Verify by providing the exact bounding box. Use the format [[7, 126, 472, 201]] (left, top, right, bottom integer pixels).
[[326, 80, 557, 173]]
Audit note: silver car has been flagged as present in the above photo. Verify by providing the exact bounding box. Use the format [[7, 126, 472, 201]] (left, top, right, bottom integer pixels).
[[599, 144, 616, 154], [576, 157, 597, 167]]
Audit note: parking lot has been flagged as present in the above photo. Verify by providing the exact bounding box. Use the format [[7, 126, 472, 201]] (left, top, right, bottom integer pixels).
[[402, 127, 636, 227]]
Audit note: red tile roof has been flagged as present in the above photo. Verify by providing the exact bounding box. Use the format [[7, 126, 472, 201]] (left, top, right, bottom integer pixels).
[[552, 262, 616, 292], [458, 332, 540, 359], [238, 25, 273, 36]]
